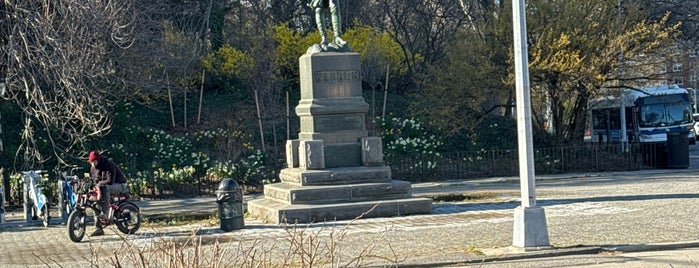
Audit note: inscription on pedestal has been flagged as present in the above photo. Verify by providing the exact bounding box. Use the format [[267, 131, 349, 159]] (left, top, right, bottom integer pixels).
[[300, 53, 363, 99], [313, 70, 360, 83], [315, 115, 363, 132]]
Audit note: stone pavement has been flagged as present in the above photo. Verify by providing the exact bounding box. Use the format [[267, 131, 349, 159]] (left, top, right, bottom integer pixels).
[[2, 165, 699, 267]]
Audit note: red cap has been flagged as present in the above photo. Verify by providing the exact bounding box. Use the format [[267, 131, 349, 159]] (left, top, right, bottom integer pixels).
[[88, 151, 101, 162]]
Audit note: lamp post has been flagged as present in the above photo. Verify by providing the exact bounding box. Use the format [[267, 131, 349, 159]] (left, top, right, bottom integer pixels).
[[0, 63, 5, 223], [511, 0, 550, 249]]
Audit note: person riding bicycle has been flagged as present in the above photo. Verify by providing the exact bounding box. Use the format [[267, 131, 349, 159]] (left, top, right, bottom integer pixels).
[[87, 150, 128, 236]]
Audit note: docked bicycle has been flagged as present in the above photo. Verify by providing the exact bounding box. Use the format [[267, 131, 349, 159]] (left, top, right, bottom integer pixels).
[[67, 177, 141, 242], [22, 170, 51, 227], [58, 167, 81, 217]]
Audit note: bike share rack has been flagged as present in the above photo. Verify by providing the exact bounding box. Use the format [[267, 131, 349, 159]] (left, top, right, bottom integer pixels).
[[22, 172, 31, 221], [57, 180, 68, 220], [0, 184, 5, 223], [23, 172, 34, 222]]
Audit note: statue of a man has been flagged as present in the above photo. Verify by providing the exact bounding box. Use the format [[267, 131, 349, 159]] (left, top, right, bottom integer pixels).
[[309, 0, 346, 46]]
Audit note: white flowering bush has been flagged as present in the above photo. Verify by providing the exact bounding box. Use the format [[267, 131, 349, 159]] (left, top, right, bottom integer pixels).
[[104, 125, 275, 196], [145, 128, 196, 168], [207, 150, 275, 184], [377, 116, 443, 173], [127, 171, 150, 195], [206, 160, 237, 180], [238, 150, 275, 184], [161, 166, 196, 189]]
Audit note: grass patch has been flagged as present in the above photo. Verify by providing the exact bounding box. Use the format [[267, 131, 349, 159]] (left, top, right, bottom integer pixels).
[[430, 191, 499, 202], [462, 245, 485, 255], [143, 212, 218, 227]]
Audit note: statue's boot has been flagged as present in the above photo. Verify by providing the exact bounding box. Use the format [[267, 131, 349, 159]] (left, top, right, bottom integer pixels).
[[316, 9, 328, 45], [331, 11, 345, 45]]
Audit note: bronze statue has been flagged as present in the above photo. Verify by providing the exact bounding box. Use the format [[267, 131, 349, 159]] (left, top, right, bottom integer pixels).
[[308, 0, 348, 50]]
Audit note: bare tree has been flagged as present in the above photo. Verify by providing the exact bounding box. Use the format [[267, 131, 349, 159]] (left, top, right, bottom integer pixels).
[[1, 0, 135, 168], [113, 1, 213, 129], [641, 0, 699, 47], [376, 0, 467, 93]]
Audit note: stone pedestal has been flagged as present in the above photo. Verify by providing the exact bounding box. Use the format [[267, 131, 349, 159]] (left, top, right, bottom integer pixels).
[[247, 52, 432, 224]]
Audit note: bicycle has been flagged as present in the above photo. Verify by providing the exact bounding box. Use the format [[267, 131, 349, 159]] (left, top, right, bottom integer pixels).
[[21, 170, 51, 227], [57, 166, 81, 218], [67, 176, 141, 242]]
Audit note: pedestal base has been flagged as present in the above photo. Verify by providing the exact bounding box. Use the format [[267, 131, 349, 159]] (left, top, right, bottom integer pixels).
[[512, 206, 551, 250], [247, 167, 432, 224], [248, 196, 432, 224]]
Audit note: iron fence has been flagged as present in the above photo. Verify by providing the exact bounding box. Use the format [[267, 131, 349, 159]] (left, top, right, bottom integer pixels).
[[386, 143, 664, 182]]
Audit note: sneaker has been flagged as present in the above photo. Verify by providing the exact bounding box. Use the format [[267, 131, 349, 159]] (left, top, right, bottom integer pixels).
[[90, 228, 104, 237]]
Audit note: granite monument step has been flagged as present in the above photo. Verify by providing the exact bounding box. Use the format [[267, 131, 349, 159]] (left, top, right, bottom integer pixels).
[[279, 166, 392, 186], [247, 196, 433, 224], [262, 180, 413, 205]]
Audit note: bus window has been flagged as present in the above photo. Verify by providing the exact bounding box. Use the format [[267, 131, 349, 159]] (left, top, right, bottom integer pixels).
[[592, 110, 607, 129], [592, 108, 621, 130], [641, 104, 663, 127]]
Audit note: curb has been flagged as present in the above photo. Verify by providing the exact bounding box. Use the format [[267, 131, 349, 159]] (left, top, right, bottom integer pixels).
[[601, 240, 699, 253], [402, 240, 699, 268], [398, 246, 602, 268]]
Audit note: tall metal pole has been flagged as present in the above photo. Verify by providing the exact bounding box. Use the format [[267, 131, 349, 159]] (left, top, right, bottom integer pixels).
[[512, 0, 550, 249], [0, 108, 5, 223], [617, 0, 627, 152]]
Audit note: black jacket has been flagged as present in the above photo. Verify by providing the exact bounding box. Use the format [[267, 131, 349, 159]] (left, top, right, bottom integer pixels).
[[91, 157, 126, 185]]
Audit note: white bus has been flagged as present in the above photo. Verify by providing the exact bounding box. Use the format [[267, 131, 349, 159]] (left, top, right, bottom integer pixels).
[[585, 85, 695, 144]]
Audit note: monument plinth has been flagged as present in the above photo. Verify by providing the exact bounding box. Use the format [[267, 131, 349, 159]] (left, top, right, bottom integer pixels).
[[247, 51, 432, 224]]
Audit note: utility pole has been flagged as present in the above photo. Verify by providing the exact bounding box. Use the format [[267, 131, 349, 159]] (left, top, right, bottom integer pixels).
[[511, 0, 550, 249]]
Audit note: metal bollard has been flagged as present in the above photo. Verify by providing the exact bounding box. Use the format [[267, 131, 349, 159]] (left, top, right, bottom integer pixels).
[[0, 185, 5, 223], [58, 180, 66, 219], [23, 174, 31, 222], [215, 178, 244, 231]]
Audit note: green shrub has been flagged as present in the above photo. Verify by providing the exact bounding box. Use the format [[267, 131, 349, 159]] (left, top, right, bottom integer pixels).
[[378, 116, 443, 173]]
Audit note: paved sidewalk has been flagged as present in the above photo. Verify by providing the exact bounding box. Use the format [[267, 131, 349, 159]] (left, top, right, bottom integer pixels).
[[2, 167, 699, 267]]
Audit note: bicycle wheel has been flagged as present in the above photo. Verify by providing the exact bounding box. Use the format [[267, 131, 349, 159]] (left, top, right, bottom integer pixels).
[[41, 203, 50, 227], [115, 202, 141, 234], [67, 210, 86, 242]]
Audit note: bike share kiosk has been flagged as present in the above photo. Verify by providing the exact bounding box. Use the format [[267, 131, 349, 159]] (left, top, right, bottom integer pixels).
[[216, 178, 244, 231]]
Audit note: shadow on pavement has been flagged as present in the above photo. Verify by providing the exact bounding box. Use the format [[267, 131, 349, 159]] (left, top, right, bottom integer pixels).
[[433, 193, 699, 214]]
